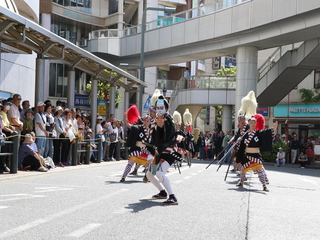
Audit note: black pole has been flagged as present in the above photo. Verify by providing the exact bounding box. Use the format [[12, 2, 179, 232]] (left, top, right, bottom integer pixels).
[[97, 138, 102, 163], [71, 138, 78, 166], [10, 132, 19, 174], [84, 139, 90, 164]]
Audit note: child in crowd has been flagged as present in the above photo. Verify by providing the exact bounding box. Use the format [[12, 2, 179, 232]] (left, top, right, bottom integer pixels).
[[306, 146, 314, 165], [298, 151, 307, 168]]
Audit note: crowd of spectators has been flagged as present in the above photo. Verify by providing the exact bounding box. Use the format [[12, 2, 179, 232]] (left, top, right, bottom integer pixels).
[[0, 95, 125, 174], [195, 129, 318, 166], [279, 133, 317, 165]]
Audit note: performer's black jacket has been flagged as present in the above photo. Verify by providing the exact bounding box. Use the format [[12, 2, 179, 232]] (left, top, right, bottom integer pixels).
[[126, 124, 154, 155], [174, 129, 186, 149]]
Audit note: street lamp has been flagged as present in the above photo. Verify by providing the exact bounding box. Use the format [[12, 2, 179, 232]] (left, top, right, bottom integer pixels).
[[139, 7, 176, 114]]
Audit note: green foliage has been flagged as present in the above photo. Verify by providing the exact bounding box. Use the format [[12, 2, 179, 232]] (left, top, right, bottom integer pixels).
[[261, 142, 288, 162], [216, 66, 237, 76], [86, 79, 121, 108], [298, 87, 320, 103]]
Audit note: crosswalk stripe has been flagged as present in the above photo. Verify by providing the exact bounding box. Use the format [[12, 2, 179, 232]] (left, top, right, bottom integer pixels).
[[67, 223, 102, 237]]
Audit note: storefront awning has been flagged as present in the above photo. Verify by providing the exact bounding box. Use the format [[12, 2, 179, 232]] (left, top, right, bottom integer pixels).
[[0, 6, 147, 89]]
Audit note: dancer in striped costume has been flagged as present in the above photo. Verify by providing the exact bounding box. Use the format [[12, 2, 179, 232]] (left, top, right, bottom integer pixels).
[[120, 106, 154, 182], [236, 115, 278, 191]]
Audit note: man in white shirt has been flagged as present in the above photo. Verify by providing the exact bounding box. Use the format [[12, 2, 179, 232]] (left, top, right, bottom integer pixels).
[[8, 94, 23, 132], [35, 101, 49, 156]]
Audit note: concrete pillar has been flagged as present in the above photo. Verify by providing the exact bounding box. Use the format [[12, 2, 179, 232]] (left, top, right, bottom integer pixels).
[[222, 105, 233, 133], [41, 13, 51, 30], [117, 0, 124, 29], [109, 83, 116, 117], [124, 88, 130, 113], [235, 46, 258, 127], [91, 79, 98, 134], [138, 0, 143, 24], [35, 55, 46, 107], [67, 67, 75, 109]]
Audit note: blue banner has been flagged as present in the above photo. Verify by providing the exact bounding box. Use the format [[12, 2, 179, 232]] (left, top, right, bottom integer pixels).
[[74, 94, 90, 107]]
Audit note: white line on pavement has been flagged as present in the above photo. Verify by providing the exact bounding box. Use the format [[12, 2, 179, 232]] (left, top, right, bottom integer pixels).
[[67, 223, 102, 237], [0, 194, 46, 202], [173, 180, 183, 184], [0, 189, 128, 239], [183, 176, 191, 179], [0, 206, 9, 209], [34, 187, 73, 193], [299, 177, 318, 184]]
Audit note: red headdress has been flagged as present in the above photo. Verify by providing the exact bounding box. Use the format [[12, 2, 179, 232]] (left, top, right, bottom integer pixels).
[[253, 114, 265, 130], [126, 105, 140, 124]]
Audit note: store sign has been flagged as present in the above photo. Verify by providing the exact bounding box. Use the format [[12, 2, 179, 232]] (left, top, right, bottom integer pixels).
[[74, 94, 90, 107], [274, 104, 320, 117], [257, 106, 269, 117], [199, 106, 210, 125]]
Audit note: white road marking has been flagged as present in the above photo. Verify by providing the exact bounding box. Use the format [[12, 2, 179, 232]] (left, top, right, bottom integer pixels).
[[0, 189, 128, 239], [34, 187, 73, 193], [191, 173, 197, 176], [0, 194, 46, 202], [183, 176, 191, 179], [173, 180, 183, 184], [0, 206, 9, 209], [67, 223, 102, 237], [299, 177, 317, 185]]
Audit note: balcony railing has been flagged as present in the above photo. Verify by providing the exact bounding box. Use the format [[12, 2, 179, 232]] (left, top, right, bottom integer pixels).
[[89, 0, 252, 40], [169, 75, 236, 105]]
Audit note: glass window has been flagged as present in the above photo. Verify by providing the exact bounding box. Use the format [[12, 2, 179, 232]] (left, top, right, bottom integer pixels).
[[49, 63, 68, 98], [109, 0, 118, 14], [314, 70, 320, 88], [49, 63, 56, 97], [53, 0, 92, 14]]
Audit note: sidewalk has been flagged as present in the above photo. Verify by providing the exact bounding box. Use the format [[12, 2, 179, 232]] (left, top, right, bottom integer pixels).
[[0, 160, 125, 182]]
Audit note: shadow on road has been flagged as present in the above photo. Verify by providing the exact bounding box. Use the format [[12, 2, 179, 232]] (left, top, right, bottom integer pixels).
[[125, 199, 165, 213]]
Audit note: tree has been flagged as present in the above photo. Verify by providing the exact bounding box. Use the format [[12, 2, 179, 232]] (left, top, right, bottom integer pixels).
[[86, 80, 121, 108], [215, 66, 237, 76], [214, 65, 237, 129], [298, 87, 320, 103]]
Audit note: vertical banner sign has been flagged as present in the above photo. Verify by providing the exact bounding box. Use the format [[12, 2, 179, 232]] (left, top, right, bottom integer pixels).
[[97, 100, 107, 116]]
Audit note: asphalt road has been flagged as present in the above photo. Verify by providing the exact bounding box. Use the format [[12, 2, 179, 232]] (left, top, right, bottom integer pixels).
[[0, 160, 319, 240]]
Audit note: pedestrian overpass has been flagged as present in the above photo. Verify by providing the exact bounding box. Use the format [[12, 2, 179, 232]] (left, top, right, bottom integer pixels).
[[86, 0, 320, 111]]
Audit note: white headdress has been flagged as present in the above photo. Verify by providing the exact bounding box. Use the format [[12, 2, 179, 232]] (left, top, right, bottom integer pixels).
[[183, 108, 192, 126], [173, 111, 182, 124], [151, 89, 161, 107], [237, 91, 257, 120]]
